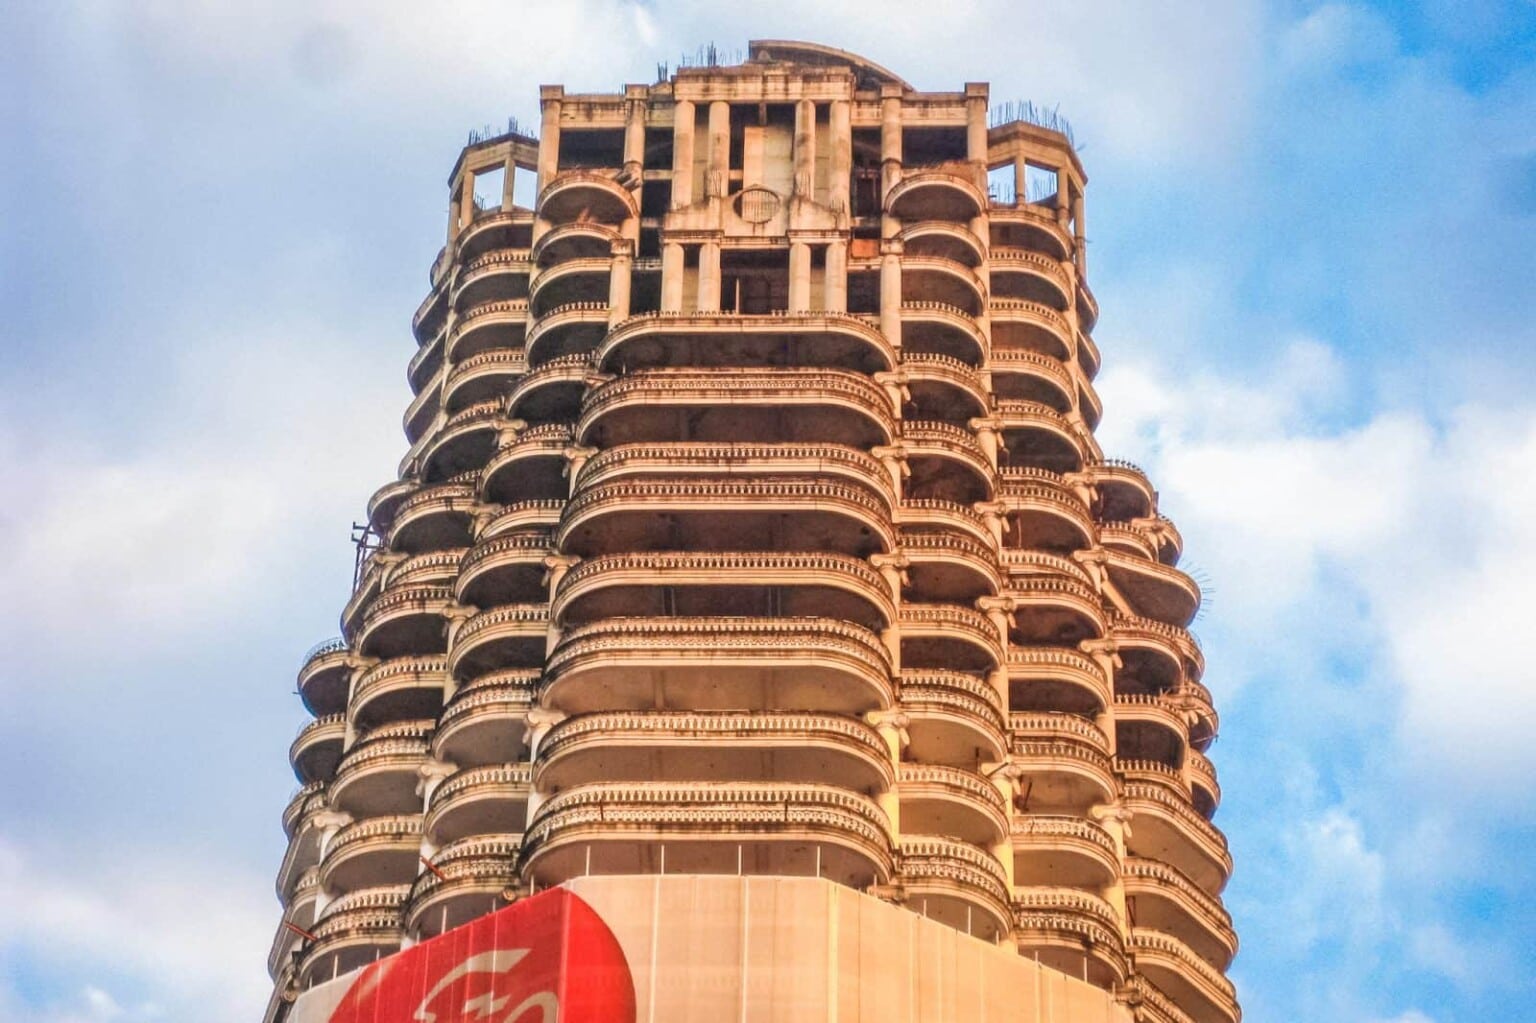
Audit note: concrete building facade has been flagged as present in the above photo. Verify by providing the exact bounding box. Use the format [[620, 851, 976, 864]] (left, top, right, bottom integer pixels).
[[268, 40, 1237, 1023]]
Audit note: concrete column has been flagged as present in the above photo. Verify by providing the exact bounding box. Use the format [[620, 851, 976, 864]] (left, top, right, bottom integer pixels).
[[607, 243, 632, 324], [501, 157, 517, 211], [864, 710, 910, 838], [697, 239, 722, 312], [623, 93, 646, 181], [829, 99, 852, 215], [447, 195, 461, 245], [537, 89, 562, 194], [965, 86, 989, 163], [871, 444, 907, 502], [880, 92, 903, 198], [879, 242, 903, 349], [788, 240, 812, 311], [660, 241, 685, 312], [794, 99, 817, 199], [671, 99, 695, 208], [824, 239, 848, 313], [706, 100, 730, 199], [967, 416, 1001, 470], [1072, 189, 1087, 275], [459, 172, 477, 228], [1012, 156, 1026, 209]]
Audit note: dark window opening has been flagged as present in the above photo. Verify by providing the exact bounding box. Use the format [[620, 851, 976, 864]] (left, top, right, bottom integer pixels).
[[644, 127, 673, 170], [851, 128, 882, 218], [638, 227, 661, 260], [641, 180, 672, 217], [847, 271, 881, 315], [559, 128, 625, 170], [722, 249, 789, 315], [902, 125, 967, 167]]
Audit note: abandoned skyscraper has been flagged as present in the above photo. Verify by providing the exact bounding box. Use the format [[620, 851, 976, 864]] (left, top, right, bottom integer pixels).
[[269, 41, 1237, 1023]]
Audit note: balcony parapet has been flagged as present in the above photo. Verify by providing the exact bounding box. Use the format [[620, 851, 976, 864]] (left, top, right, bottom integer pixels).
[[447, 604, 549, 678], [1187, 748, 1220, 808], [1103, 548, 1201, 628], [531, 220, 622, 267], [351, 656, 448, 719], [289, 715, 346, 784], [528, 256, 611, 316], [1108, 612, 1205, 681], [887, 165, 988, 222], [478, 499, 568, 538], [353, 583, 454, 651], [574, 441, 889, 495], [1129, 928, 1239, 1022], [897, 529, 1004, 597], [597, 310, 895, 374], [1121, 781, 1232, 892], [1010, 814, 1119, 880], [523, 301, 610, 366], [1077, 329, 1101, 378], [407, 835, 522, 932], [899, 602, 1003, 668], [1013, 885, 1123, 950], [989, 247, 1071, 301], [1099, 523, 1158, 560], [407, 327, 446, 392], [297, 638, 351, 716], [1124, 857, 1237, 966], [536, 170, 637, 225], [282, 781, 327, 839], [897, 499, 995, 549], [326, 814, 422, 864], [448, 298, 530, 362], [1001, 550, 1094, 587], [990, 299, 1071, 347], [899, 301, 987, 365]]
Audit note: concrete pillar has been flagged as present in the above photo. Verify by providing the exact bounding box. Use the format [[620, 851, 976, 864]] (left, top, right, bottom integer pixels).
[[824, 239, 848, 313], [967, 416, 1001, 470], [623, 92, 646, 181], [880, 91, 903, 198], [1072, 189, 1087, 275], [706, 100, 730, 199], [697, 240, 722, 313], [660, 241, 685, 312], [446, 195, 461, 245], [794, 99, 817, 199], [672, 99, 696, 208], [459, 172, 477, 228], [788, 240, 812, 311], [537, 89, 562, 194], [1013, 156, 1026, 209], [879, 242, 903, 349], [607, 242, 632, 325], [501, 157, 517, 211], [829, 99, 852, 216], [871, 444, 907, 502], [965, 86, 988, 163], [865, 710, 910, 838]]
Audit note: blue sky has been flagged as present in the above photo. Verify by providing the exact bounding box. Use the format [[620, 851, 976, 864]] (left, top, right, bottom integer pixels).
[[2, 2, 1533, 1021]]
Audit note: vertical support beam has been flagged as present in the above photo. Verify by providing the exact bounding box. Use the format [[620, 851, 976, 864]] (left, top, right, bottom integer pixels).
[[794, 99, 817, 199], [672, 99, 696, 208], [537, 86, 563, 194], [1072, 188, 1087, 276], [1013, 156, 1026, 209], [965, 83, 989, 163], [501, 157, 517, 211], [446, 194, 461, 245], [706, 100, 730, 199], [879, 240, 903, 350], [608, 240, 633, 324], [824, 239, 848, 313], [697, 239, 722, 313], [879, 88, 903, 214], [788, 240, 812, 312], [459, 171, 476, 230], [660, 241, 685, 312], [623, 88, 647, 179], [828, 99, 852, 216]]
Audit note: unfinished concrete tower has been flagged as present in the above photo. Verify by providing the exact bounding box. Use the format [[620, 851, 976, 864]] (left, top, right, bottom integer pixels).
[[270, 41, 1237, 1023]]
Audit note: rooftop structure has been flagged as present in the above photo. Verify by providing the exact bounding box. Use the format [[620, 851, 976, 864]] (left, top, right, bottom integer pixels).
[[267, 40, 1237, 1023]]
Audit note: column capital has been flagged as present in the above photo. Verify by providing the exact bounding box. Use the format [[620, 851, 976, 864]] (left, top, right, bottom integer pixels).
[[972, 499, 1008, 516], [417, 759, 458, 783], [526, 707, 567, 731], [976, 595, 1019, 614], [967, 416, 1003, 433], [868, 552, 911, 571]]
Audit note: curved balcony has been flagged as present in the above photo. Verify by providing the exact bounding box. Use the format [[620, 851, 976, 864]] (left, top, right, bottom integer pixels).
[[559, 477, 895, 560], [1122, 781, 1232, 896], [355, 584, 453, 659], [1010, 814, 1119, 888], [424, 763, 533, 845], [900, 302, 986, 365], [289, 714, 345, 785], [899, 220, 986, 266], [403, 375, 441, 444], [988, 205, 1072, 262], [413, 280, 448, 346], [349, 656, 447, 733], [276, 821, 323, 902], [997, 399, 1087, 475], [1115, 695, 1189, 770], [900, 602, 1002, 672], [1013, 886, 1126, 989], [297, 638, 350, 717], [366, 479, 416, 536], [478, 499, 565, 538], [282, 781, 327, 840], [320, 815, 423, 895], [902, 255, 985, 315], [901, 354, 989, 423], [453, 249, 531, 312], [887, 166, 987, 222], [1007, 575, 1105, 645], [480, 423, 572, 505], [433, 669, 538, 766], [1003, 549, 1095, 587], [524, 302, 610, 366], [329, 722, 433, 817], [902, 421, 993, 504], [900, 837, 1011, 941], [1077, 329, 1102, 379], [537, 710, 892, 793], [989, 248, 1070, 309], [441, 348, 527, 414], [537, 170, 637, 227], [897, 498, 995, 551], [1124, 857, 1237, 969], [417, 400, 505, 483], [522, 782, 893, 890], [532, 220, 621, 267], [407, 835, 522, 939], [388, 483, 478, 554], [1079, 377, 1103, 430], [544, 616, 893, 715], [991, 300, 1072, 361], [999, 469, 1094, 552], [1129, 929, 1240, 1023], [1187, 748, 1220, 818], [1105, 549, 1201, 628], [899, 529, 1001, 603], [597, 310, 894, 375], [1077, 280, 1100, 333], [574, 441, 891, 498], [898, 762, 1009, 845], [407, 327, 445, 393], [528, 256, 609, 317], [1007, 646, 1109, 717], [1100, 523, 1158, 561], [455, 531, 554, 608], [553, 551, 894, 631], [383, 550, 462, 591], [448, 298, 529, 363], [1009, 713, 1115, 810], [298, 885, 407, 987], [505, 352, 590, 426], [1110, 613, 1204, 690], [267, 868, 320, 979], [901, 670, 1007, 766], [447, 604, 549, 680], [578, 368, 895, 449], [989, 348, 1073, 412]]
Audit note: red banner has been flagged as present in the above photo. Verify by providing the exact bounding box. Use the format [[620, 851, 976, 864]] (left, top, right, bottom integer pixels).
[[325, 888, 635, 1023]]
